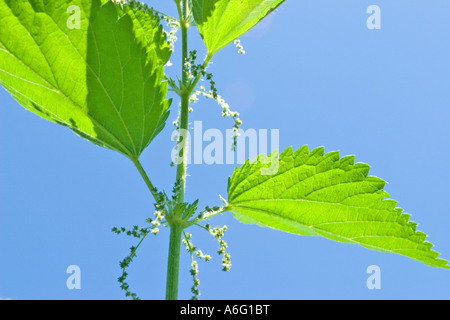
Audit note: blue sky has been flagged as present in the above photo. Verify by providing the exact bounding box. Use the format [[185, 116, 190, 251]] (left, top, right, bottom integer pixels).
[[1, 0, 449, 299]]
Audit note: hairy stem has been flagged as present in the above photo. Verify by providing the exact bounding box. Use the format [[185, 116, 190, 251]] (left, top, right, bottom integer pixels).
[[175, 5, 190, 204], [165, 223, 183, 300], [165, 0, 190, 300]]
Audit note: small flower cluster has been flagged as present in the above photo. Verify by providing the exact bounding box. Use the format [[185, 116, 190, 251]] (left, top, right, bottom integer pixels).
[[196, 205, 223, 221], [195, 249, 212, 262], [182, 232, 211, 300], [177, 51, 245, 146], [171, 178, 183, 203], [117, 245, 139, 300], [163, 16, 179, 53], [204, 72, 218, 100], [206, 224, 231, 272], [113, 207, 167, 300], [234, 39, 246, 54], [147, 209, 165, 235], [184, 51, 200, 79], [194, 87, 243, 150], [112, 225, 149, 238], [184, 51, 218, 98]]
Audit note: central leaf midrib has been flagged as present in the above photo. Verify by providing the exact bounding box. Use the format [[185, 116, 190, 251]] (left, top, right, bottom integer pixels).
[[109, 21, 138, 155], [232, 199, 400, 222], [231, 204, 427, 249]]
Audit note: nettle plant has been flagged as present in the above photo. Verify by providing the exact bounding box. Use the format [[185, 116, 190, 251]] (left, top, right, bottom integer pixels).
[[0, 0, 449, 299]]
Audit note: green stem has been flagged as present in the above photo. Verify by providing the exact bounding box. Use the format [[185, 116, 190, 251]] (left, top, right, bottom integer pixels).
[[175, 3, 190, 204], [165, 0, 190, 300], [131, 157, 160, 203], [165, 223, 183, 300]]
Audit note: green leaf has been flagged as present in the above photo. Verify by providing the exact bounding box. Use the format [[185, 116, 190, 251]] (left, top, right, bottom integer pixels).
[[116, 0, 172, 66], [0, 0, 171, 159], [192, 0, 285, 56], [227, 146, 450, 269]]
